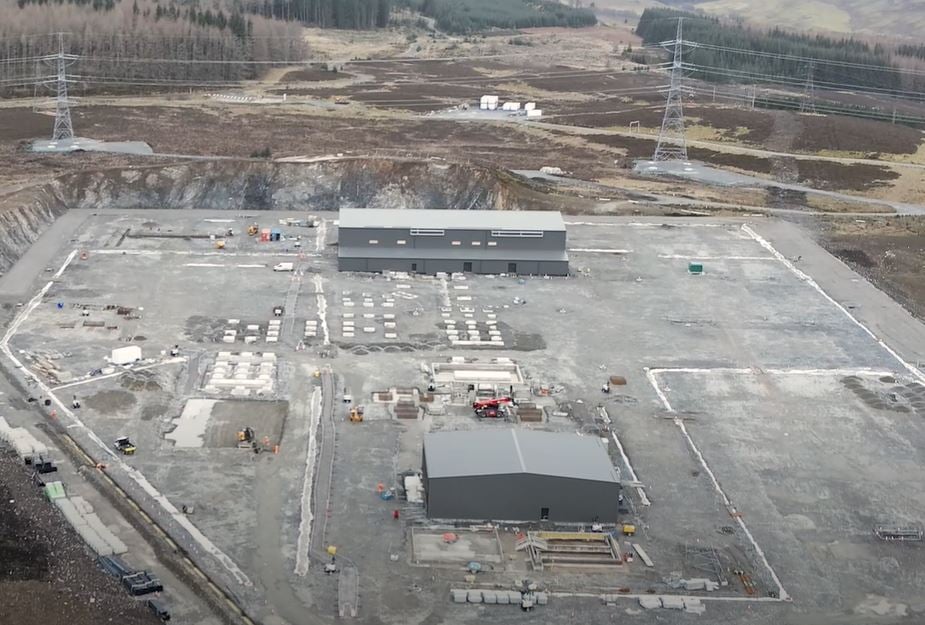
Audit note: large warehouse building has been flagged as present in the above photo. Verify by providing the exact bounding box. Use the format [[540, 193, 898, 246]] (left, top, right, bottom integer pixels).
[[422, 429, 620, 523], [337, 208, 569, 276]]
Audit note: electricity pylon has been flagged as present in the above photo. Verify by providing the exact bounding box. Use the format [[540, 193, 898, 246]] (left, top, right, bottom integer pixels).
[[653, 18, 689, 162], [800, 62, 816, 114], [40, 33, 78, 141]]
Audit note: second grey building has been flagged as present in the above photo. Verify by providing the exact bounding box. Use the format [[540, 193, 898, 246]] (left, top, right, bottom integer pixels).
[[422, 429, 620, 523], [337, 208, 568, 276]]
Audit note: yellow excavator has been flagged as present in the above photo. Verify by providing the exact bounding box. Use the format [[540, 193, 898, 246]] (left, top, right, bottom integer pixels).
[[247, 224, 259, 236], [237, 427, 256, 449], [349, 406, 364, 423]]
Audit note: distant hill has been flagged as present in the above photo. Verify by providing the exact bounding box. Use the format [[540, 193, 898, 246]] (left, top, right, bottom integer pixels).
[[599, 0, 925, 39]]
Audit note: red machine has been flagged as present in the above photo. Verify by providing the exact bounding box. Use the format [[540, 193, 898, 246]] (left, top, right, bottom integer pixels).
[[472, 397, 513, 418]]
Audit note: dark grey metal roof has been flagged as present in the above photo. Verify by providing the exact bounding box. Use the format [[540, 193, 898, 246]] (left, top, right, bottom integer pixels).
[[424, 429, 619, 483], [338, 245, 568, 262], [338, 208, 565, 232]]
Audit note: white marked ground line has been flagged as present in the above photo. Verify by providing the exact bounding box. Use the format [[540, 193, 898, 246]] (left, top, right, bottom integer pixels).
[[657, 254, 773, 261], [52, 357, 187, 391], [53, 250, 78, 278], [295, 385, 322, 576], [569, 248, 633, 254], [742, 224, 925, 385], [645, 367, 790, 602], [565, 221, 727, 228], [0, 249, 253, 588], [609, 431, 650, 507]]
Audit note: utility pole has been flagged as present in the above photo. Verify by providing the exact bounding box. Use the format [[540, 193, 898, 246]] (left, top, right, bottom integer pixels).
[[653, 17, 688, 162], [40, 33, 78, 141], [800, 62, 816, 114]]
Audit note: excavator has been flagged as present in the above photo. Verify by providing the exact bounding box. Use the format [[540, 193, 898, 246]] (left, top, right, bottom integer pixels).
[[349, 406, 364, 422], [237, 427, 256, 449], [472, 397, 514, 419], [247, 224, 259, 236]]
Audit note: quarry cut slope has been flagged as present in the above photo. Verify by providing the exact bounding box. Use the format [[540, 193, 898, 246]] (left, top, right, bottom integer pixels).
[[0, 158, 558, 272]]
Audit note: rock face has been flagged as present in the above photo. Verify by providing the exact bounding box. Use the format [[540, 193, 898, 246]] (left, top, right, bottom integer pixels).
[[54, 158, 533, 211], [0, 186, 68, 272], [0, 157, 551, 272]]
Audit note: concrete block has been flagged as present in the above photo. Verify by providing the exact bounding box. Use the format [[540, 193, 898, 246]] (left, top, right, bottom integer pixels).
[[383, 302, 394, 308], [507, 591, 522, 603], [363, 327, 376, 333], [227, 319, 240, 325], [262, 353, 277, 361], [463, 313, 474, 318], [441, 313, 451, 318], [638, 597, 661, 610], [451, 590, 467, 604], [384, 322, 396, 329], [661, 596, 684, 610], [482, 591, 497, 604], [536, 592, 548, 605], [363, 313, 375, 319], [343, 332, 354, 338], [266, 337, 278, 343], [246, 324, 260, 331], [342, 313, 354, 319], [383, 313, 396, 320], [70, 496, 94, 515], [344, 301, 355, 307], [343, 321, 355, 326], [230, 387, 251, 397], [496, 592, 510, 605], [222, 336, 236, 343], [467, 590, 482, 604], [363, 301, 374, 308], [384, 333, 398, 339], [684, 598, 706, 614], [269, 319, 282, 326]]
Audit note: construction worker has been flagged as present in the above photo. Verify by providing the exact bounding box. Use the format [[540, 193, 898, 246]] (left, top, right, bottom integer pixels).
[[170, 344, 180, 357], [72, 395, 80, 409], [602, 382, 611, 394]]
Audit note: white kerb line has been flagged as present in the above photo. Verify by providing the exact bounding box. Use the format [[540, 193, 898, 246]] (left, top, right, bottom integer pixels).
[[609, 430, 650, 507], [314, 274, 330, 345], [645, 368, 790, 602], [295, 385, 322, 576], [315, 218, 327, 254], [742, 224, 925, 385]]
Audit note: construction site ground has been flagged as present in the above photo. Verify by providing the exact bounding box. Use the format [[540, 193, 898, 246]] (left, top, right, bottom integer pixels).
[[2, 208, 925, 624]]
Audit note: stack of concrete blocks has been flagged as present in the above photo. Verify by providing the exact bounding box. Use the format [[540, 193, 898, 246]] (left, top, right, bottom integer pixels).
[[635, 596, 705, 614], [54, 494, 127, 557], [304, 320, 318, 340], [383, 312, 397, 339], [223, 319, 240, 344], [0, 417, 48, 461], [244, 324, 261, 345], [266, 319, 281, 344], [204, 352, 276, 396], [342, 294, 355, 339], [451, 589, 545, 606]]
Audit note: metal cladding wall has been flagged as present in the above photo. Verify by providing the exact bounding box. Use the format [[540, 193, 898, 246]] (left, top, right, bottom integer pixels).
[[423, 472, 620, 523], [337, 255, 569, 276]]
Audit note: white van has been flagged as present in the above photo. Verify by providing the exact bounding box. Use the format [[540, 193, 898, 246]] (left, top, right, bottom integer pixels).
[[273, 262, 294, 272]]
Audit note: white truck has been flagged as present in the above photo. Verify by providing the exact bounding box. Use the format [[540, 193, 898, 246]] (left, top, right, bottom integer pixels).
[[273, 262, 294, 272]]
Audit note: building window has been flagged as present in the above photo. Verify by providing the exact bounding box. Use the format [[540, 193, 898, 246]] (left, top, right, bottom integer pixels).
[[487, 241, 498, 247], [396, 240, 407, 245], [490, 230, 543, 238], [471, 241, 481, 246], [368, 239, 379, 244], [410, 228, 445, 237], [451, 241, 461, 246]]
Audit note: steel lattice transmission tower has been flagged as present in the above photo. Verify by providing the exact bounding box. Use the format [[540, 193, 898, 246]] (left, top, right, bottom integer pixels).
[[653, 18, 688, 162], [800, 62, 817, 114], [40, 33, 78, 141]]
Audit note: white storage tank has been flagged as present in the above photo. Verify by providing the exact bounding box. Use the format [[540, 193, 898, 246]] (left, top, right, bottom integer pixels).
[[524, 102, 536, 111]]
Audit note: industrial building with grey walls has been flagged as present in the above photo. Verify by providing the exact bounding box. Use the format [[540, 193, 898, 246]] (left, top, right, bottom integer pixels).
[[422, 429, 621, 522], [337, 208, 569, 276]]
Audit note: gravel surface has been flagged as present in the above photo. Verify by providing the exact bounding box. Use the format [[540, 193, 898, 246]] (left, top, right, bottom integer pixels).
[[0, 451, 159, 625]]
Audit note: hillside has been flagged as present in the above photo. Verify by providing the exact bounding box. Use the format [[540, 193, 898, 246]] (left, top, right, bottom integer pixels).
[[594, 0, 925, 39]]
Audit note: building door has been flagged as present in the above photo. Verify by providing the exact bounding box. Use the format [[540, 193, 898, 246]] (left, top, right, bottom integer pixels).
[[463, 262, 473, 272], [411, 263, 418, 272], [508, 263, 517, 273], [540, 507, 549, 521]]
